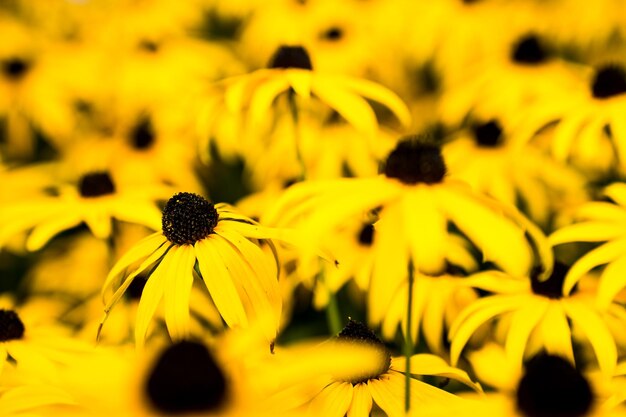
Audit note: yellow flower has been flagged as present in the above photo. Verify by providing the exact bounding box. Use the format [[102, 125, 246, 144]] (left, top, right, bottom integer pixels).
[[550, 182, 626, 307], [101, 192, 303, 346], [271, 320, 481, 417], [0, 169, 170, 251], [449, 263, 617, 376], [443, 119, 588, 225], [217, 45, 411, 139], [265, 138, 546, 326]]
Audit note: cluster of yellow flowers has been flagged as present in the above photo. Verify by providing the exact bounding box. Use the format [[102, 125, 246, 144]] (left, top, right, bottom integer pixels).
[[3, 0, 626, 416]]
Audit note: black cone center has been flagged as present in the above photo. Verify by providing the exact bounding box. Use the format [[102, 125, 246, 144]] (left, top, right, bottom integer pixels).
[[79, 172, 116, 198], [146, 341, 228, 414], [516, 354, 593, 417], [162, 192, 218, 245], [592, 65, 626, 99], [268, 46, 313, 70], [2, 58, 30, 80], [357, 224, 375, 246], [384, 139, 446, 184], [512, 35, 548, 65], [472, 120, 503, 147], [531, 262, 571, 299], [130, 117, 156, 150], [0, 310, 25, 341]]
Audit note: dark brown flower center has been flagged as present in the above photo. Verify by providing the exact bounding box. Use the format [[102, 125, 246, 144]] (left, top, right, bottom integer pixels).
[[336, 320, 391, 384], [530, 262, 571, 299], [130, 116, 155, 150], [384, 139, 446, 185], [320, 27, 344, 41], [357, 224, 375, 246], [472, 120, 503, 147], [0, 309, 25, 341], [162, 193, 218, 245], [268, 46, 313, 70], [78, 172, 116, 198], [592, 65, 626, 99], [146, 341, 228, 414], [2, 58, 30, 81], [511, 35, 549, 65], [516, 354, 593, 417]]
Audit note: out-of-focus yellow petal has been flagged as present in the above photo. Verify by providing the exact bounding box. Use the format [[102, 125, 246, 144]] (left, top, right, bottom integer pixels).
[[26, 213, 83, 251], [550, 222, 625, 245], [563, 238, 626, 295], [505, 300, 547, 369], [347, 383, 373, 417], [597, 255, 626, 308], [391, 355, 482, 392], [163, 245, 195, 341], [539, 302, 574, 364], [308, 382, 353, 417]]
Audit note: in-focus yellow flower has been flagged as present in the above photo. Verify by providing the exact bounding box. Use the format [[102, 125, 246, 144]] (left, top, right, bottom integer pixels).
[[449, 263, 617, 376], [273, 320, 481, 417], [443, 119, 588, 225], [550, 182, 626, 307], [218, 45, 411, 139], [101, 192, 295, 346], [265, 138, 546, 326], [0, 170, 169, 251]]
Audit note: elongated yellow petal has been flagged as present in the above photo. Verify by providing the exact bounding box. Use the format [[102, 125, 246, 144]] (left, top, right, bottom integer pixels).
[[404, 187, 447, 275], [391, 355, 482, 392], [308, 382, 353, 417], [563, 238, 626, 295], [286, 70, 312, 98], [575, 202, 626, 222], [468, 343, 520, 391], [0, 385, 76, 414], [163, 245, 196, 341], [248, 76, 290, 130], [605, 183, 626, 208], [83, 207, 111, 239], [551, 109, 587, 161], [539, 302, 574, 364], [135, 247, 174, 347], [337, 75, 411, 128], [347, 383, 373, 417], [609, 112, 626, 168], [212, 233, 278, 341], [461, 271, 529, 295], [436, 185, 532, 277], [195, 237, 249, 328], [217, 229, 281, 322], [368, 376, 404, 417], [421, 281, 448, 353], [111, 200, 162, 231], [597, 254, 626, 308], [564, 299, 617, 375], [26, 213, 83, 251], [549, 222, 625, 245], [312, 77, 378, 137], [449, 295, 526, 366], [504, 300, 547, 369]]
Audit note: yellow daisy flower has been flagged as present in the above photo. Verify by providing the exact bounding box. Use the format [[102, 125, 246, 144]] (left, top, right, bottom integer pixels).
[[100, 192, 305, 346], [449, 262, 617, 375], [217, 44, 411, 140], [550, 182, 626, 307], [265, 138, 546, 326], [443, 119, 588, 225], [515, 62, 626, 170], [0, 169, 170, 251], [273, 320, 481, 417]]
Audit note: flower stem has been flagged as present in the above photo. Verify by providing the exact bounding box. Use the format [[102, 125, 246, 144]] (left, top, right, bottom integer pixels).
[[405, 261, 414, 413], [326, 286, 342, 335]]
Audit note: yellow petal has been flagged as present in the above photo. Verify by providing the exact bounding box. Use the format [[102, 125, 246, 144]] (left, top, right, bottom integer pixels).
[[467, 343, 520, 391], [563, 299, 617, 375], [436, 185, 532, 277], [25, 213, 83, 251], [248, 76, 290, 130], [195, 237, 249, 328], [604, 183, 626, 208], [392, 354, 482, 392], [312, 76, 378, 137], [83, 207, 112, 239], [286, 70, 312, 98], [575, 202, 626, 222], [163, 246, 196, 341], [337, 75, 412, 128], [539, 302, 574, 364], [404, 187, 447, 275], [368, 376, 404, 417], [347, 383, 373, 417], [135, 247, 174, 347], [308, 382, 353, 417], [551, 109, 587, 161], [449, 295, 526, 366], [504, 300, 547, 370], [549, 222, 625, 245], [597, 254, 626, 308], [563, 238, 626, 295]]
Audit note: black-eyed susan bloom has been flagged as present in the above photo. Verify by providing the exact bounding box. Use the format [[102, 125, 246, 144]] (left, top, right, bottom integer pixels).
[[0, 169, 170, 251], [265, 138, 546, 326], [101, 192, 302, 346], [271, 320, 481, 417], [444, 350, 626, 417], [550, 182, 626, 307], [217, 45, 411, 139], [448, 262, 617, 376]]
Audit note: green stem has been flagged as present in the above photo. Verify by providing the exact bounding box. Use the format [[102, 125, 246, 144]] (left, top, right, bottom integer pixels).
[[287, 90, 306, 180], [405, 261, 414, 413], [326, 286, 342, 335]]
